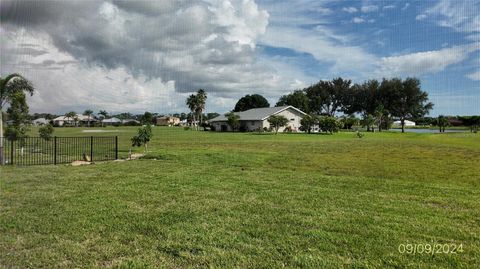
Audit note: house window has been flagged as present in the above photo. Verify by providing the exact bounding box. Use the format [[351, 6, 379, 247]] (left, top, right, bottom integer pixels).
[[251, 121, 255, 125], [290, 118, 295, 121]]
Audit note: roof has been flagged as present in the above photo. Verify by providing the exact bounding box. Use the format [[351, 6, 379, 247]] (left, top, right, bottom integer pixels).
[[102, 117, 121, 123], [33, 118, 48, 123], [209, 106, 306, 122]]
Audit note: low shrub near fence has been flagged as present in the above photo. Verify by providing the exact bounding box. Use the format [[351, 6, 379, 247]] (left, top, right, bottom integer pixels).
[[0, 136, 118, 165]]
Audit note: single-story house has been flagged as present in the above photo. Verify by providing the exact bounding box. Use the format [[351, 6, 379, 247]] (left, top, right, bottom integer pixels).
[[209, 106, 306, 132], [32, 118, 49, 126], [102, 117, 122, 125], [53, 114, 97, 126], [156, 116, 180, 126], [393, 120, 416, 127]]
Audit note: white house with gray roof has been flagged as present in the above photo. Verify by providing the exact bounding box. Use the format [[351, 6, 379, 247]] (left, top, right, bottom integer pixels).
[[208, 106, 306, 132]]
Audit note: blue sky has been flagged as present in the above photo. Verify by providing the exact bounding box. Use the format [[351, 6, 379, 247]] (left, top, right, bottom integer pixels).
[[0, 0, 478, 115], [256, 0, 480, 115]]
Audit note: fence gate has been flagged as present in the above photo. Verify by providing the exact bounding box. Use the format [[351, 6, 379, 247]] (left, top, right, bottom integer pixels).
[[0, 136, 118, 166]]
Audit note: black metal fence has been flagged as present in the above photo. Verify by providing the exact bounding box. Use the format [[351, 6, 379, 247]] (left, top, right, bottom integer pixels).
[[0, 136, 118, 165]]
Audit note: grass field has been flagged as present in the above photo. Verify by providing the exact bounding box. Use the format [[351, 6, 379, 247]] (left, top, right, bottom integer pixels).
[[1, 127, 479, 268]]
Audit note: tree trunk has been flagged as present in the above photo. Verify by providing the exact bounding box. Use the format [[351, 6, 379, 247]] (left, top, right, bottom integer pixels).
[[0, 111, 4, 165], [401, 118, 405, 133], [192, 113, 196, 130]]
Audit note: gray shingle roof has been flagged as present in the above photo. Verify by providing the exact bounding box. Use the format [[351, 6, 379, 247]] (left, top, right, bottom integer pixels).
[[208, 106, 305, 122]]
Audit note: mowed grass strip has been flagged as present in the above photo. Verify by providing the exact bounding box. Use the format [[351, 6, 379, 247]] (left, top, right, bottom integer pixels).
[[1, 127, 479, 268]]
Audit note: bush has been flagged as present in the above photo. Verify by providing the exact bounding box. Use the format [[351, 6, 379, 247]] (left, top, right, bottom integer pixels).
[[39, 124, 54, 141], [318, 116, 341, 134]]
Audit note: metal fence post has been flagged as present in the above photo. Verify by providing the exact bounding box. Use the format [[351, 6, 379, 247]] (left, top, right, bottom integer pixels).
[[90, 136, 93, 162], [10, 139, 14, 165], [54, 136, 57, 165], [115, 136, 118, 160]]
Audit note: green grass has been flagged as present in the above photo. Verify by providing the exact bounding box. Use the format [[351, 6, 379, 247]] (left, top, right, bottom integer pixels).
[[1, 127, 479, 268]]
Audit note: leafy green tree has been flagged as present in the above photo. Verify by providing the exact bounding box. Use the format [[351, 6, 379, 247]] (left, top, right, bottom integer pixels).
[[131, 125, 153, 152], [300, 114, 317, 134], [339, 115, 359, 130], [39, 124, 54, 141], [233, 94, 270, 112], [206, 112, 220, 120], [276, 90, 310, 113], [437, 115, 449, 133], [0, 73, 34, 164], [140, 111, 154, 125], [458, 116, 480, 133], [318, 116, 340, 134], [268, 115, 289, 134], [304, 77, 352, 116], [390, 78, 433, 133], [84, 109, 94, 127], [5, 91, 30, 141], [226, 112, 240, 132], [361, 114, 375, 132]]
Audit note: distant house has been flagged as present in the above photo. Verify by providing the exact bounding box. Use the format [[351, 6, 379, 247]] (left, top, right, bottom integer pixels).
[[53, 114, 96, 126], [102, 117, 122, 125], [156, 116, 180, 126], [33, 118, 49, 126], [393, 120, 416, 127], [209, 106, 306, 132]]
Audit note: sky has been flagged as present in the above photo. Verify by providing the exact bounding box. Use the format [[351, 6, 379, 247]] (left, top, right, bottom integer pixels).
[[0, 0, 479, 116]]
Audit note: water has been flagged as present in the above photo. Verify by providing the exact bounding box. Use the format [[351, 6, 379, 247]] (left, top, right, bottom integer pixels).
[[389, 128, 468, 133]]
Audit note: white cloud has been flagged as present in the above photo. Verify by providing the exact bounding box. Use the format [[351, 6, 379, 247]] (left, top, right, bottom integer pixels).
[[352, 17, 365, 24], [377, 44, 480, 77], [416, 14, 427, 21], [466, 70, 480, 81], [342, 7, 358, 13], [383, 5, 395, 10], [361, 5, 378, 13], [401, 3, 410, 11]]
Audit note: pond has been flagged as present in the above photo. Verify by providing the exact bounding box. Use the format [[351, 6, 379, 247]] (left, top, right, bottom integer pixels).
[[389, 128, 468, 133]]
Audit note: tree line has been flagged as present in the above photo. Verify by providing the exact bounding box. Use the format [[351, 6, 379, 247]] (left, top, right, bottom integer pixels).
[[277, 77, 434, 133]]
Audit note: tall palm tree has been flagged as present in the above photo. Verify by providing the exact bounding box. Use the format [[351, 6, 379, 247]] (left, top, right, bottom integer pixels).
[[65, 111, 77, 127], [186, 94, 199, 130], [196, 89, 207, 127], [84, 109, 94, 127], [0, 74, 34, 165], [98, 110, 108, 127]]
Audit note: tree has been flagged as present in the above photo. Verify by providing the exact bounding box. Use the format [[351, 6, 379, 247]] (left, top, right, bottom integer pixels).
[[186, 94, 199, 130], [268, 115, 289, 134], [276, 90, 310, 113], [84, 109, 94, 127], [389, 78, 433, 133], [437, 115, 449, 133], [131, 125, 153, 152], [233, 94, 270, 112], [65, 111, 77, 127], [5, 91, 30, 141], [196, 89, 207, 126], [300, 114, 317, 134], [361, 114, 375, 132], [140, 111, 154, 125], [226, 112, 240, 132], [0, 74, 34, 165], [318, 116, 341, 134], [98, 110, 109, 127], [304, 78, 352, 116], [39, 124, 54, 141]]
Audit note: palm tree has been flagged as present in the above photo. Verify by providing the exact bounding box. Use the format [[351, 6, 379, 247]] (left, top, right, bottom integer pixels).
[[0, 74, 34, 165], [84, 109, 94, 127], [98, 110, 108, 127], [186, 94, 198, 130], [65, 111, 77, 127], [196, 89, 207, 126]]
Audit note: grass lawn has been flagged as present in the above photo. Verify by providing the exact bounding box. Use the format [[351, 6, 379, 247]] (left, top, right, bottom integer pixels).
[[1, 127, 479, 268]]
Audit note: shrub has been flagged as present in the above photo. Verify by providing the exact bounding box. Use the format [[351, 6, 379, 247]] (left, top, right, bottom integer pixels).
[[39, 124, 54, 141]]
